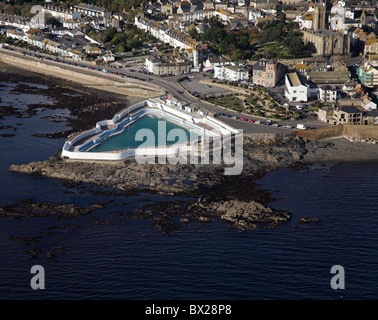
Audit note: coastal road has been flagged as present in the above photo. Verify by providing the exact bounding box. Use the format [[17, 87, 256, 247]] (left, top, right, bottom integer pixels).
[[1, 44, 328, 133]]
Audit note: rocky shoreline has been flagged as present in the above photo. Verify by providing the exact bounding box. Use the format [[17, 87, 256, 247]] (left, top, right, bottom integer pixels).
[[7, 132, 314, 233], [2, 61, 378, 237], [7, 125, 378, 234], [0, 61, 143, 135]]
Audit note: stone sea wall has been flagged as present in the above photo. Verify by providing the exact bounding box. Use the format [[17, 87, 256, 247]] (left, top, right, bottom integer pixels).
[[297, 125, 378, 144], [0, 50, 164, 98]]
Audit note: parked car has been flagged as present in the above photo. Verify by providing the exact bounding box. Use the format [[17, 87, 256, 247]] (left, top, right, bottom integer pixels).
[[283, 124, 293, 128]]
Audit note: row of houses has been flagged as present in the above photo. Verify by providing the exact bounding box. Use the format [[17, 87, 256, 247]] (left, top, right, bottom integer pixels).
[[5, 29, 87, 60], [135, 14, 200, 67], [43, 3, 112, 20]]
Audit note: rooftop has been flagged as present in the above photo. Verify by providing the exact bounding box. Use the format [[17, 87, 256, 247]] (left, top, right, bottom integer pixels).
[[337, 105, 363, 113], [286, 72, 303, 87]]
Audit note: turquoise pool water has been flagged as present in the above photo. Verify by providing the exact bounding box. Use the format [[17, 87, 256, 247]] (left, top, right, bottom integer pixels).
[[89, 114, 198, 152]]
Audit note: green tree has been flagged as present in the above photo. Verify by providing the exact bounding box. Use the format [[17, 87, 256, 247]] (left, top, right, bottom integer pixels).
[[231, 49, 243, 61], [105, 27, 117, 42], [128, 38, 142, 49], [116, 44, 125, 53], [188, 27, 198, 39]]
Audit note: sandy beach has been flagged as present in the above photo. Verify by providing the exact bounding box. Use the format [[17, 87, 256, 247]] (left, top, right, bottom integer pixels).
[[303, 137, 378, 164]]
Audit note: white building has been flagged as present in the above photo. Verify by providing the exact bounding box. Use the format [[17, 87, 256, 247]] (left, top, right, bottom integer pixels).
[[63, 20, 81, 29], [285, 72, 309, 102], [248, 9, 263, 23], [179, 10, 215, 23], [318, 85, 338, 102], [203, 56, 232, 71], [361, 97, 377, 110], [329, 2, 359, 31], [103, 53, 115, 63], [73, 3, 112, 18], [295, 14, 313, 30], [214, 64, 249, 82], [51, 27, 69, 36], [6, 29, 22, 40], [214, 10, 234, 23], [43, 6, 78, 22]]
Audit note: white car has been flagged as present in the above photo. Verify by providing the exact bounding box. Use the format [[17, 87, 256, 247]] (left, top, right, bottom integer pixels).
[[283, 125, 293, 128]]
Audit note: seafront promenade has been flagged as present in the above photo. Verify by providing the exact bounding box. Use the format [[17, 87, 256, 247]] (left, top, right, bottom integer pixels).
[[0, 46, 164, 98]]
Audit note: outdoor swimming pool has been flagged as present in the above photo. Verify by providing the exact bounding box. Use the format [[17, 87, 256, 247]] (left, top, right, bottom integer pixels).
[[88, 114, 199, 152]]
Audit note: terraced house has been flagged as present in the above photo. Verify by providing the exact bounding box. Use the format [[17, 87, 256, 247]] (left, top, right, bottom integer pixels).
[[135, 14, 200, 67]]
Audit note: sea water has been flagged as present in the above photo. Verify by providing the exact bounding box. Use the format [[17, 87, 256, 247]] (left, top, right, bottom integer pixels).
[[1, 79, 378, 300]]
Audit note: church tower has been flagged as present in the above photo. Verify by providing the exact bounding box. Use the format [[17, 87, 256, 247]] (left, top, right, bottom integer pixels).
[[360, 10, 366, 26], [313, 0, 327, 31]]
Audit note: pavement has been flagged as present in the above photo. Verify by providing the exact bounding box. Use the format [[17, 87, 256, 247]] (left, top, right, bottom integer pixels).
[[179, 75, 234, 97]]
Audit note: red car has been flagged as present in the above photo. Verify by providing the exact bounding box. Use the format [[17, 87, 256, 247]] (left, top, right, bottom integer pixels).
[[240, 118, 247, 121], [248, 119, 254, 123]]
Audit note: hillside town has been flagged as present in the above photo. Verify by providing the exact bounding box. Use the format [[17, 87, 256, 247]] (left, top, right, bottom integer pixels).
[[1, 0, 378, 127]]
